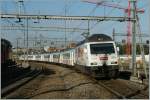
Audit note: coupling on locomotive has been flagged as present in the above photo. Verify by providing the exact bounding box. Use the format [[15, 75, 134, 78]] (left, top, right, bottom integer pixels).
[[20, 34, 119, 78]]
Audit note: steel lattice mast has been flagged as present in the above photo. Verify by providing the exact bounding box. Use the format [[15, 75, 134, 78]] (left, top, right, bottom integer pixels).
[[126, 0, 131, 56]]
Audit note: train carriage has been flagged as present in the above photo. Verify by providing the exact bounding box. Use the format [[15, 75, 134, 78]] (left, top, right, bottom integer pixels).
[[42, 54, 50, 62], [52, 52, 60, 63], [70, 49, 76, 66], [49, 54, 53, 62], [28, 55, 34, 60], [59, 51, 63, 64], [19, 34, 120, 78], [35, 55, 42, 61], [62, 49, 75, 66], [19, 55, 24, 60]]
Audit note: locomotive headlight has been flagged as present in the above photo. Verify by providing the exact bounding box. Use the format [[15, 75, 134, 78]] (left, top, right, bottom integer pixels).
[[111, 61, 118, 64], [91, 62, 97, 65]]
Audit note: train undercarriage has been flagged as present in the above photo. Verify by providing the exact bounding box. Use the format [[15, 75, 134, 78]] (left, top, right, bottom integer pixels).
[[75, 64, 119, 79]]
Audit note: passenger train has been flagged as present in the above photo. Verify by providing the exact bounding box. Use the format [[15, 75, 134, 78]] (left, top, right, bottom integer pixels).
[[20, 34, 119, 78]]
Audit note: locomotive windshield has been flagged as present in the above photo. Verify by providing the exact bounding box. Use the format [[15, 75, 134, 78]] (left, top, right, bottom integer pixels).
[[90, 43, 115, 54]]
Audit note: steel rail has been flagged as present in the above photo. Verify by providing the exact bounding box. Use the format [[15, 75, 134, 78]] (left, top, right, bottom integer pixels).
[[1, 70, 41, 98], [97, 81, 126, 99]]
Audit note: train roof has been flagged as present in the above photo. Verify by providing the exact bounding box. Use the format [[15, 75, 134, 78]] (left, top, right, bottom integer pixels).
[[42, 34, 112, 54], [77, 34, 113, 46]]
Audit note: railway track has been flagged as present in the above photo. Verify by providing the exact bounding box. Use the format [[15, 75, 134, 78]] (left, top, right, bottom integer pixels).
[[30, 61, 149, 99], [60, 63, 148, 99], [96, 79, 148, 99], [1, 64, 30, 88], [1, 69, 42, 98], [2, 67, 31, 88], [6, 61, 148, 99], [52, 62, 148, 99]]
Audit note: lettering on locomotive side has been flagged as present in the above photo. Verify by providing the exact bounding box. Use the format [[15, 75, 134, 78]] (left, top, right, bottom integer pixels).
[[78, 47, 84, 57]]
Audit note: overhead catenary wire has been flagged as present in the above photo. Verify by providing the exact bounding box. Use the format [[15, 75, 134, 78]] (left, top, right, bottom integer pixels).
[[90, 0, 122, 31], [73, 0, 123, 41], [1, 0, 146, 44], [72, 4, 100, 40], [59, 0, 77, 15]]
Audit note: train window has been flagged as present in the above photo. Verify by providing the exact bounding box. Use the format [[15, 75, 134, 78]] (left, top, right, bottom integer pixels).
[[36, 56, 41, 58], [53, 54, 59, 58], [44, 55, 50, 58], [63, 53, 70, 59], [28, 56, 33, 58], [90, 43, 115, 54]]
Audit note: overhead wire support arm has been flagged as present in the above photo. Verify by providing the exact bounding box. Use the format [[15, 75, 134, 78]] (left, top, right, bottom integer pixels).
[[113, 33, 149, 37], [1, 26, 88, 32], [0, 14, 135, 22]]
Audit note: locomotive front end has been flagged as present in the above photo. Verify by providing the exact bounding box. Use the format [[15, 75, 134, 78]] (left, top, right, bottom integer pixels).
[[89, 42, 119, 78]]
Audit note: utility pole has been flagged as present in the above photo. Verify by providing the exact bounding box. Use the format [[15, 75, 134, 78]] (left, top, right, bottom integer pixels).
[[65, 0, 67, 48], [40, 34, 42, 53], [17, 0, 23, 22], [131, 0, 137, 77], [16, 37, 21, 59], [20, 24, 26, 62], [149, 40, 150, 69], [149, 0, 150, 68], [26, 17, 29, 61], [88, 20, 90, 36], [16, 38, 19, 59], [22, 17, 29, 68], [23, 24, 25, 61], [112, 28, 115, 41]]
